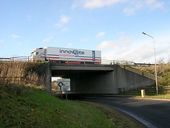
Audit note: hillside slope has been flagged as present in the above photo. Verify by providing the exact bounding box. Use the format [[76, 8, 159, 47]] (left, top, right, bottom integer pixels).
[[133, 64, 170, 86], [0, 85, 143, 128]]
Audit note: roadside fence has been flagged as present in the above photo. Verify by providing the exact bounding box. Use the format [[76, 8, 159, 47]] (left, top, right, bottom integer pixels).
[[0, 56, 31, 62]]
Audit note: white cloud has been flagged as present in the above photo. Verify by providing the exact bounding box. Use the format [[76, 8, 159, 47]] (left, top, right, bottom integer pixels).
[[83, 0, 123, 9], [145, 0, 164, 9], [97, 40, 115, 49], [123, 1, 144, 15], [96, 33, 170, 63], [79, 0, 165, 15], [96, 32, 106, 38], [55, 15, 71, 29], [154, 35, 170, 62], [97, 35, 132, 59], [123, 0, 165, 16], [11, 34, 21, 39]]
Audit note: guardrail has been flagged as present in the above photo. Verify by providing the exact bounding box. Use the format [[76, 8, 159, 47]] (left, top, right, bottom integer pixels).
[[0, 57, 130, 64], [0, 56, 31, 62], [0, 56, 154, 67]]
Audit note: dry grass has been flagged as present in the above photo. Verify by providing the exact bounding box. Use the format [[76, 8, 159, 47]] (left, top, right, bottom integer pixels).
[[133, 64, 170, 86], [0, 61, 48, 87]]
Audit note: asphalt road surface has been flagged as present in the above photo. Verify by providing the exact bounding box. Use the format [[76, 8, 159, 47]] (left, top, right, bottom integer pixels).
[[84, 97, 170, 128]]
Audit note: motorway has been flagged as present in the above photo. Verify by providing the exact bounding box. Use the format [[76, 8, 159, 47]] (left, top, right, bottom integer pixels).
[[84, 96, 170, 128]]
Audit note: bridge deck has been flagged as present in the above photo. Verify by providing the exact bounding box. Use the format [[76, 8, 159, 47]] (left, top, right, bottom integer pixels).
[[50, 64, 114, 71]]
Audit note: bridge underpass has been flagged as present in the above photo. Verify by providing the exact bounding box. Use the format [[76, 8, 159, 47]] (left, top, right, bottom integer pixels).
[[51, 64, 117, 94], [47, 63, 155, 95]]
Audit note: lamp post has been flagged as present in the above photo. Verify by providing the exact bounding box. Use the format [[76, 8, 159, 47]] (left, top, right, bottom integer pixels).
[[142, 32, 158, 95]]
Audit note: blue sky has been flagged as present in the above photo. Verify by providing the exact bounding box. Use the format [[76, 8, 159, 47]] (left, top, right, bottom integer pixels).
[[0, 0, 170, 63]]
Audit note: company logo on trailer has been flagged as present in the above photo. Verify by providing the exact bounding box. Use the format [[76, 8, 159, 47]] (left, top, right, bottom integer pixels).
[[59, 49, 85, 55]]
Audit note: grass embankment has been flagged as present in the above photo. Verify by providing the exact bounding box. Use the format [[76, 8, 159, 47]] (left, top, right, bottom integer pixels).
[[133, 64, 170, 86], [0, 85, 143, 128]]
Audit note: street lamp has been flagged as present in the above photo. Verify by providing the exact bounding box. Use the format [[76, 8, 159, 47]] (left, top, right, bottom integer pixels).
[[142, 32, 158, 95]]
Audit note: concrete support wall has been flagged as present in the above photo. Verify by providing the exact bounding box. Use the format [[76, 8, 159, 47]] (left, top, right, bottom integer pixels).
[[115, 65, 155, 92], [46, 63, 52, 94]]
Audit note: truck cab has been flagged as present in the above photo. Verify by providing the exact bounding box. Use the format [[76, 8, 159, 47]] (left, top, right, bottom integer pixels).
[[31, 48, 46, 61]]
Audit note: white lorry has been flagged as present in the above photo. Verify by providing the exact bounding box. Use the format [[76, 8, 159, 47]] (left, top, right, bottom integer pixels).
[[31, 47, 101, 64]]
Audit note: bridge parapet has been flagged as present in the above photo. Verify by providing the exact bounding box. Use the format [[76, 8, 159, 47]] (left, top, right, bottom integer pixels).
[[50, 63, 114, 71]]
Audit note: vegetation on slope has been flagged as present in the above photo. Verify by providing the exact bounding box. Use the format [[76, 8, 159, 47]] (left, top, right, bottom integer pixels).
[[0, 62, 48, 86], [133, 64, 170, 86], [0, 85, 143, 128]]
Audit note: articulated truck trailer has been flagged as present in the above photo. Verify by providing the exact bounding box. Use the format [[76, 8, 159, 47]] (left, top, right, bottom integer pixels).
[[31, 47, 101, 64]]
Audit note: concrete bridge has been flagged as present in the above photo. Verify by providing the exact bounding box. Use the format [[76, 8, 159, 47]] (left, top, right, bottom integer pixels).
[[47, 63, 155, 94]]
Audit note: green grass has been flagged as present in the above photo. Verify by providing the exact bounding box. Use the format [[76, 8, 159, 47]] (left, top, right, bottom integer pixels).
[[0, 85, 143, 128]]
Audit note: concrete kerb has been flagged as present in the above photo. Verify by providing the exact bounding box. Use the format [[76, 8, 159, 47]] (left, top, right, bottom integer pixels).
[[132, 97, 170, 102], [110, 95, 170, 102]]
